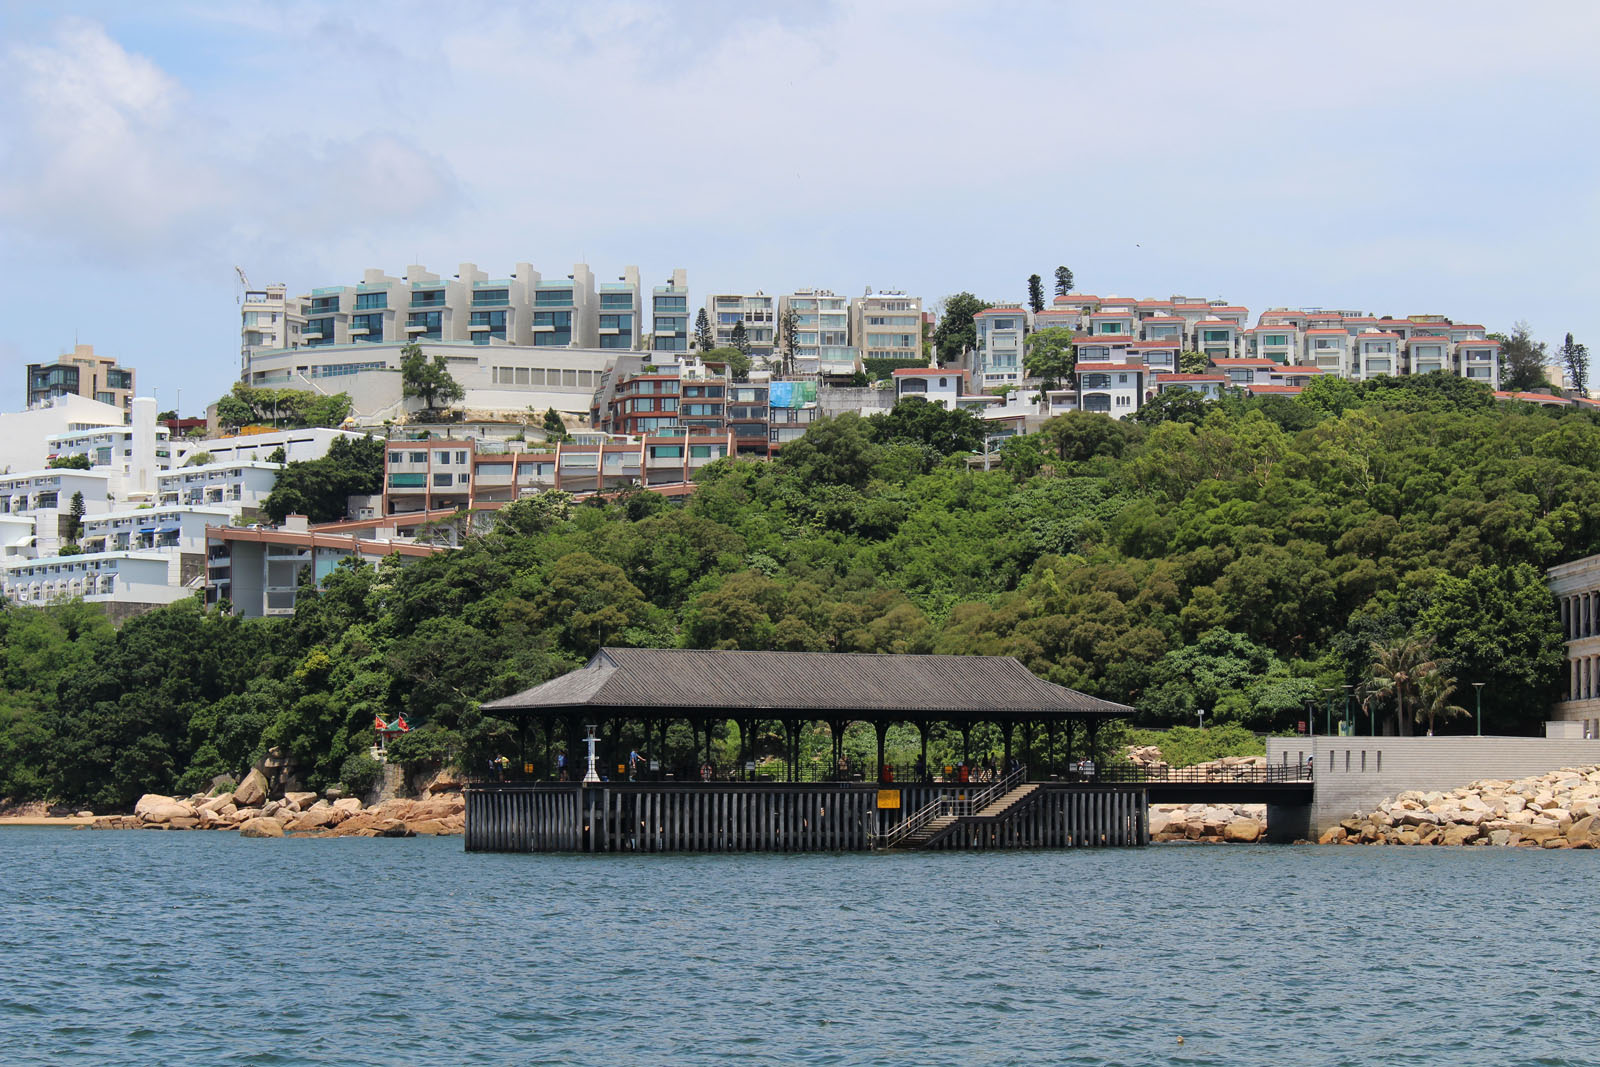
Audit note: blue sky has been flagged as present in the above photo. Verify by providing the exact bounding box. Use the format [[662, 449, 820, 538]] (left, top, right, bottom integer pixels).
[[2, 1, 1598, 413]]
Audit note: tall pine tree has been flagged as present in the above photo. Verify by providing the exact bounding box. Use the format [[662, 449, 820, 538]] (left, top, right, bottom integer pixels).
[[1558, 332, 1590, 395], [694, 308, 713, 352], [1027, 274, 1045, 314], [1054, 265, 1074, 297], [730, 320, 750, 356]]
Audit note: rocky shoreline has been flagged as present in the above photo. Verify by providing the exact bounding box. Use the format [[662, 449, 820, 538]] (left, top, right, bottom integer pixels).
[[72, 767, 465, 839], [1320, 765, 1600, 848]]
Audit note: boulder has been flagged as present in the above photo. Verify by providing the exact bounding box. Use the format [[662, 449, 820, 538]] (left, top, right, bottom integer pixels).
[[198, 793, 234, 815], [238, 817, 284, 838], [374, 818, 413, 837], [233, 768, 269, 807], [1317, 827, 1346, 845], [1439, 823, 1481, 847], [134, 794, 195, 823], [289, 808, 338, 831], [1487, 829, 1512, 847], [1520, 824, 1562, 845], [407, 819, 449, 836], [333, 797, 363, 814], [285, 791, 318, 811], [423, 768, 464, 795], [1222, 818, 1263, 843]]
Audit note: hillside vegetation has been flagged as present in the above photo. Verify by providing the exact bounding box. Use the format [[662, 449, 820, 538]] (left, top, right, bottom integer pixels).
[[0, 375, 1585, 807]]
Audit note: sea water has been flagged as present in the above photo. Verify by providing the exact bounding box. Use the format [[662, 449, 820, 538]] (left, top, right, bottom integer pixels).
[[2, 829, 1596, 1066]]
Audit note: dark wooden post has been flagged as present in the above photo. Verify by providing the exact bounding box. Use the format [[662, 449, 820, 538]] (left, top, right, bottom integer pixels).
[[1002, 721, 1015, 770], [1087, 718, 1101, 775], [918, 721, 930, 781], [1047, 720, 1057, 779], [874, 721, 888, 782]]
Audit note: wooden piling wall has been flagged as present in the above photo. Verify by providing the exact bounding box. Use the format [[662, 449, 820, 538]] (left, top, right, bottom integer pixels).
[[465, 782, 1149, 853]]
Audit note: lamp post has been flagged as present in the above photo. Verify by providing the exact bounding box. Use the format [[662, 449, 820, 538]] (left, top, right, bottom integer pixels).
[[1322, 687, 1335, 737], [1196, 709, 1205, 730], [1472, 682, 1484, 737], [1342, 685, 1354, 736]]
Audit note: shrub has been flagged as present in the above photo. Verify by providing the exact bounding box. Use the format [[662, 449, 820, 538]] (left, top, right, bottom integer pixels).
[[339, 752, 383, 795]]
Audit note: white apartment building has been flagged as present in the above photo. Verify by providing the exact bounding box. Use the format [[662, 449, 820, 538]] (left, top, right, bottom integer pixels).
[[243, 340, 627, 422], [778, 289, 856, 375], [196, 427, 368, 465], [240, 284, 306, 379], [704, 292, 775, 358], [1075, 362, 1147, 419], [973, 306, 1029, 390], [893, 368, 965, 408], [850, 292, 924, 365], [0, 393, 127, 476], [156, 462, 281, 514], [2, 552, 185, 611]]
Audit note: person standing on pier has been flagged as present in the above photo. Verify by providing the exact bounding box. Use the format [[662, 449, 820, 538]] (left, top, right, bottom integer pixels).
[[628, 749, 643, 781]]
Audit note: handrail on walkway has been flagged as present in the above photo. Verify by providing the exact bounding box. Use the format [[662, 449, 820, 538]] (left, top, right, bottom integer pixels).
[[875, 764, 1029, 849]]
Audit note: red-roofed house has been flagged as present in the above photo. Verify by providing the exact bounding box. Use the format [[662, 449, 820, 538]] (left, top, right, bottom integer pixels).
[[1247, 383, 1304, 397], [1087, 308, 1136, 337], [1131, 338, 1180, 372], [1156, 372, 1228, 400], [1246, 325, 1301, 365], [1141, 315, 1186, 345], [893, 367, 967, 409], [1355, 330, 1400, 379], [1210, 357, 1278, 386], [1404, 335, 1451, 375], [1076, 337, 1135, 364]]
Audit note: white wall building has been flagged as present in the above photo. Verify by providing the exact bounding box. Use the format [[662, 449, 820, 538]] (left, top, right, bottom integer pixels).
[[0, 393, 127, 476], [892, 368, 965, 408], [2, 552, 187, 611], [1075, 362, 1147, 419], [156, 462, 281, 513], [778, 290, 856, 374], [973, 306, 1029, 390]]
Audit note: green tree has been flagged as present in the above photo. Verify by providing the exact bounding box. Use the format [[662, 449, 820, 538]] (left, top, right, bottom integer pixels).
[[261, 435, 384, 523], [1023, 326, 1077, 393], [1054, 266, 1074, 297], [932, 293, 992, 363], [867, 397, 984, 455], [66, 492, 85, 545], [1415, 672, 1468, 736], [267, 446, 286, 465], [1496, 322, 1550, 391], [1557, 332, 1590, 395], [542, 408, 569, 442], [704, 346, 751, 381], [156, 410, 177, 421], [1039, 411, 1139, 463], [184, 451, 214, 467], [301, 392, 353, 427], [1369, 634, 1441, 737], [694, 308, 713, 353], [730, 320, 750, 357], [778, 308, 799, 374], [400, 343, 465, 413], [1027, 274, 1045, 314], [1128, 388, 1211, 427], [1178, 350, 1208, 374], [775, 414, 882, 489], [47, 454, 92, 470]]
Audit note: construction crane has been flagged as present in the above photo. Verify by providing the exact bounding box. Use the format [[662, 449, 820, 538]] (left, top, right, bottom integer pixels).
[[234, 266, 250, 304]]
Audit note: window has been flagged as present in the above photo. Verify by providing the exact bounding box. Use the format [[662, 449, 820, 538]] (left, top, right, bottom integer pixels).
[[1116, 395, 1131, 407], [690, 445, 713, 459], [599, 292, 634, 309], [650, 445, 683, 459], [533, 311, 572, 346], [350, 314, 384, 342], [407, 311, 442, 340], [515, 367, 530, 385], [432, 473, 452, 487], [411, 289, 445, 307], [1203, 330, 1230, 343], [563, 370, 578, 387], [473, 288, 510, 306], [599, 314, 632, 331], [436, 451, 451, 465], [409, 452, 428, 463], [355, 292, 387, 310], [534, 289, 573, 307], [456, 451, 468, 464], [470, 310, 507, 344], [654, 296, 688, 313]]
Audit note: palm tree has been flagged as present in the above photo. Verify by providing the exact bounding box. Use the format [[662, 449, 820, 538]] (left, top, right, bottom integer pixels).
[[1369, 635, 1441, 737], [1416, 672, 1468, 736]]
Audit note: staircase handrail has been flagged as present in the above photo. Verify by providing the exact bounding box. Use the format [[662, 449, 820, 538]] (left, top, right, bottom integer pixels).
[[875, 764, 1029, 849]]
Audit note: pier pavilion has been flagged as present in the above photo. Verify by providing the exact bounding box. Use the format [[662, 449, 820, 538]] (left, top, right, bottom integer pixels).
[[467, 648, 1147, 853]]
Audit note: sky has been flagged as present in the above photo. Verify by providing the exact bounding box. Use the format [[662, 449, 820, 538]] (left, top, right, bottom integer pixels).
[[2, 1, 1598, 413]]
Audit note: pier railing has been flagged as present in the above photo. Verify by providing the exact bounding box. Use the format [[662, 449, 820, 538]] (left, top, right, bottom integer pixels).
[[1087, 763, 1312, 784]]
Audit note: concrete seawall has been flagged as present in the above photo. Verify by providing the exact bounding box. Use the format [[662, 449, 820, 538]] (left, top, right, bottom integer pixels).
[[1266, 736, 1600, 836]]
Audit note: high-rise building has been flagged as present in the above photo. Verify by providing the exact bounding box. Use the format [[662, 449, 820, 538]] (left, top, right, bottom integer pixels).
[[240, 284, 305, 379], [703, 292, 775, 359], [26, 344, 135, 413], [652, 269, 691, 353], [849, 291, 924, 366], [778, 289, 856, 374]]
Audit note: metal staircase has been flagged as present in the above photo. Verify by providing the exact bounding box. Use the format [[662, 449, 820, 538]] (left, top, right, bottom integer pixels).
[[876, 766, 1038, 851]]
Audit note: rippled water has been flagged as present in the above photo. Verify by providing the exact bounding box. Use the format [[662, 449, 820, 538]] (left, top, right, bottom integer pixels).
[[2, 830, 1597, 1066]]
